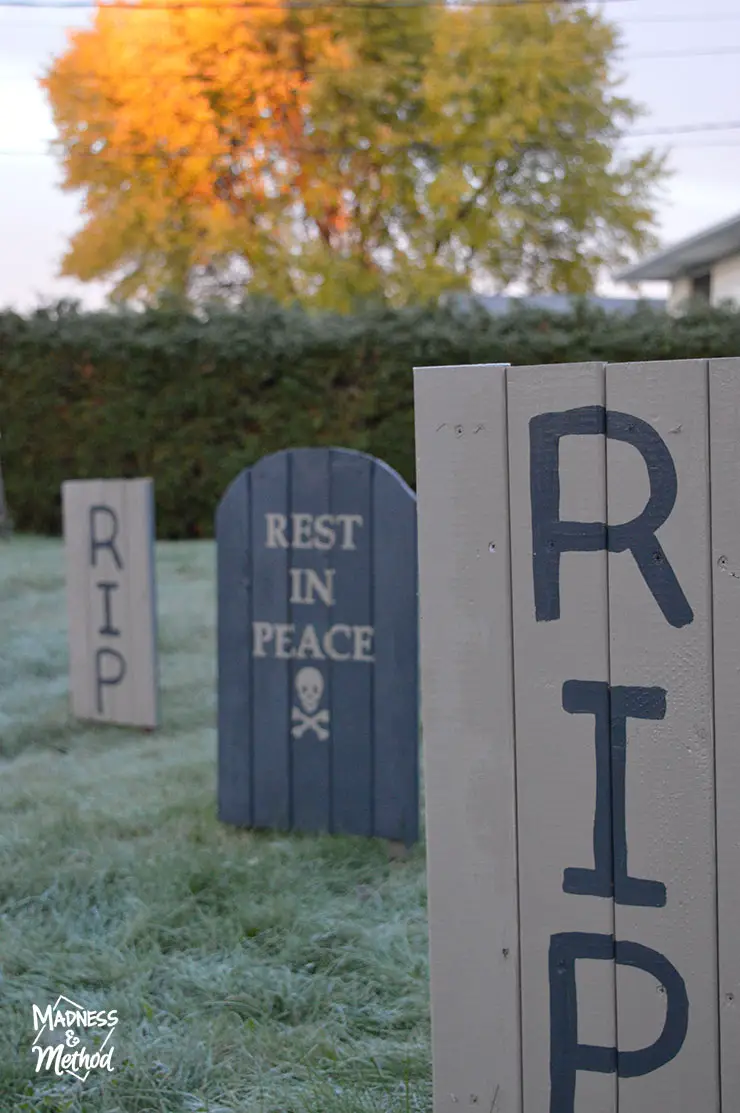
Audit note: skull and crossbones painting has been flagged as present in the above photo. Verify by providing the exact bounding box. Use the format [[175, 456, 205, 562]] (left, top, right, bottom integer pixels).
[[291, 666, 330, 741]]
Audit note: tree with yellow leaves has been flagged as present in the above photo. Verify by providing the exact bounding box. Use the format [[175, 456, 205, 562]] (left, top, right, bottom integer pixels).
[[41, 0, 664, 310]]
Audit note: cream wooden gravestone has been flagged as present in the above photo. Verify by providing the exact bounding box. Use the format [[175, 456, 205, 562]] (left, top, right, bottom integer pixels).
[[414, 358, 740, 1113], [62, 478, 159, 728]]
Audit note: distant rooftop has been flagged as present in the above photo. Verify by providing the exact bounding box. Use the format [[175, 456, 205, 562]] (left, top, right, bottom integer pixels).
[[449, 293, 666, 314], [617, 211, 740, 283]]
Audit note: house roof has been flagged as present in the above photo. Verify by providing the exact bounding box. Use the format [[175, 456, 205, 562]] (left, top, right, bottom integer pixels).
[[617, 210, 740, 283]]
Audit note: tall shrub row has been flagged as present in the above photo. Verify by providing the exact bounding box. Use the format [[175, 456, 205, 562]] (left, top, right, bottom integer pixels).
[[2, 298, 740, 539]]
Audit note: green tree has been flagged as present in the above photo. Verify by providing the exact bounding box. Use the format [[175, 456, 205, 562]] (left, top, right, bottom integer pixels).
[[41, 0, 664, 310]]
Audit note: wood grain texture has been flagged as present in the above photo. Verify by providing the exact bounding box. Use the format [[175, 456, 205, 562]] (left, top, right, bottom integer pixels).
[[251, 451, 291, 830], [606, 360, 719, 1113], [414, 363, 521, 1113], [289, 448, 333, 833], [507, 362, 616, 1113], [372, 458, 419, 844], [329, 450, 374, 837], [216, 447, 418, 841], [708, 357, 740, 1113], [62, 478, 158, 729], [216, 468, 252, 826]]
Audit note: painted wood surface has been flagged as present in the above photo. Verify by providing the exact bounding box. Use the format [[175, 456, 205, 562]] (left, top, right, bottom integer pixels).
[[62, 478, 159, 728], [0, 430, 10, 536], [709, 357, 740, 1113], [508, 362, 616, 1113], [415, 363, 520, 1113], [416, 356, 732, 1113], [216, 447, 419, 843], [606, 360, 718, 1112]]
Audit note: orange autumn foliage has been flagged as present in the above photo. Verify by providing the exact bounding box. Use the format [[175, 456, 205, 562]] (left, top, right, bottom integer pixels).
[[41, 1, 664, 309]]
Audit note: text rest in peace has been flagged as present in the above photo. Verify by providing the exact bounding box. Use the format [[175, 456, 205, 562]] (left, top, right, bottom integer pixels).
[[253, 621, 374, 662]]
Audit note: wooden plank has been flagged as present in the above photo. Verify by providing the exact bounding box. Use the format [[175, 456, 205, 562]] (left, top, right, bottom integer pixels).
[[507, 362, 616, 1113], [605, 359, 718, 1112], [63, 478, 95, 722], [216, 468, 252, 826], [62, 478, 158, 728], [289, 448, 333, 833], [710, 356, 740, 1113], [414, 363, 520, 1113], [0, 429, 10, 536], [250, 451, 291, 830], [122, 477, 159, 726], [328, 449, 373, 837], [371, 457, 418, 844]]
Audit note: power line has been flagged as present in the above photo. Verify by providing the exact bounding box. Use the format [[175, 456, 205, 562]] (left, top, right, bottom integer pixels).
[[629, 45, 740, 59], [0, 0, 638, 9], [620, 10, 740, 22], [629, 120, 740, 136], [3, 121, 740, 159], [4, 2, 739, 17], [4, 141, 740, 157], [6, 42, 740, 65]]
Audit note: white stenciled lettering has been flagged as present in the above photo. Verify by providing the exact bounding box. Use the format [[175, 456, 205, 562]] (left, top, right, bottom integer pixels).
[[313, 514, 337, 550], [323, 624, 352, 661], [251, 621, 374, 662], [336, 514, 363, 551], [289, 568, 336, 606], [274, 623, 294, 659], [295, 625, 323, 659], [352, 625, 374, 661], [263, 513, 364, 551], [292, 513, 314, 549], [265, 513, 289, 549], [252, 621, 274, 657]]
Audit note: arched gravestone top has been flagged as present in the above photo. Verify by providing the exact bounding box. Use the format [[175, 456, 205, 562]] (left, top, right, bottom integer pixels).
[[216, 447, 419, 844]]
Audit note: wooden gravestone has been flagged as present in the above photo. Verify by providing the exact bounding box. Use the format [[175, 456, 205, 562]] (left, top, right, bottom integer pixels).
[[414, 359, 740, 1113], [216, 447, 419, 844], [62, 478, 159, 729], [0, 429, 11, 537]]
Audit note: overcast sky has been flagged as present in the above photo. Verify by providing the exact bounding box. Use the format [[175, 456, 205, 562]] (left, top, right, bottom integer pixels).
[[1, 0, 739, 311]]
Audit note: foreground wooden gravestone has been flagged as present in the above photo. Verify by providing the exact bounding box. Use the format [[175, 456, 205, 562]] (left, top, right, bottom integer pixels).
[[414, 358, 740, 1113], [216, 447, 419, 844], [62, 478, 159, 729]]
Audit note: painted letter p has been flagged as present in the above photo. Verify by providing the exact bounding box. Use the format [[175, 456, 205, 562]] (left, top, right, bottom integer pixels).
[[549, 932, 688, 1113]]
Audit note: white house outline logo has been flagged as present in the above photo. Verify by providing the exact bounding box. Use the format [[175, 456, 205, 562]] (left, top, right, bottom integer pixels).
[[31, 995, 117, 1082]]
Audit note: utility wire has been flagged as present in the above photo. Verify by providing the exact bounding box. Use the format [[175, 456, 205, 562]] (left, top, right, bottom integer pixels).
[[0, 0, 638, 10], [6, 42, 740, 66], [620, 10, 740, 22], [629, 45, 740, 59], [5, 139, 740, 156], [2, 121, 740, 159], [6, 3, 740, 17], [4, 3, 740, 17]]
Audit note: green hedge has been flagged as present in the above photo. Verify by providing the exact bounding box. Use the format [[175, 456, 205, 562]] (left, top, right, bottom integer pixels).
[[2, 297, 740, 539]]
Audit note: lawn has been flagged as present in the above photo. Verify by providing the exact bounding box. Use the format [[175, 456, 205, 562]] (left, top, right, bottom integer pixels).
[[0, 537, 431, 1113]]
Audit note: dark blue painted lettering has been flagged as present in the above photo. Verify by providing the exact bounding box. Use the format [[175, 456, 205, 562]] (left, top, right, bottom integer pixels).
[[549, 932, 689, 1113], [95, 648, 126, 713], [562, 680, 667, 908], [610, 686, 667, 907], [615, 940, 689, 1078], [549, 931, 616, 1113], [96, 581, 121, 637], [530, 406, 692, 628], [89, 505, 123, 570]]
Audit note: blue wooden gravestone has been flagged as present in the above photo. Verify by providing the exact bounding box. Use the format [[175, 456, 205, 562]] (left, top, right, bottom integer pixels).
[[216, 447, 419, 844]]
